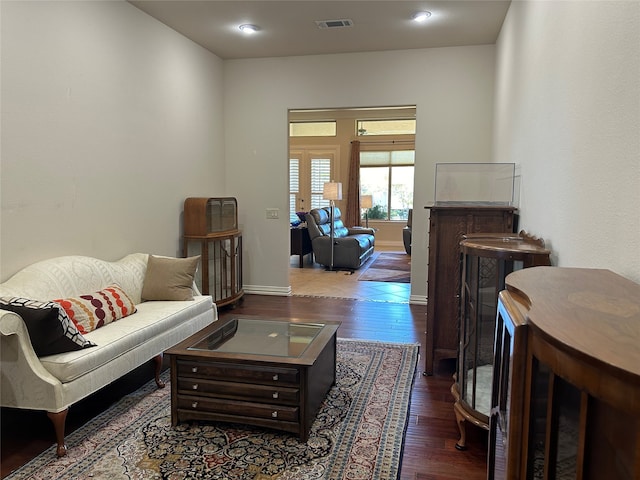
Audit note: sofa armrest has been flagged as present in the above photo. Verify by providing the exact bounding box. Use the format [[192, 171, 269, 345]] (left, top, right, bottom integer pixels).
[[347, 227, 375, 236], [0, 310, 65, 411]]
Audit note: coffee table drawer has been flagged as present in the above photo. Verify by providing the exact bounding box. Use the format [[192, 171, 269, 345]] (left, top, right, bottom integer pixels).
[[177, 395, 299, 422], [177, 377, 300, 404], [177, 360, 299, 385]]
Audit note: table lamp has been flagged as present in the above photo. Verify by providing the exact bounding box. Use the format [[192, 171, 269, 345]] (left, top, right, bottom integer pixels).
[[360, 195, 373, 228]]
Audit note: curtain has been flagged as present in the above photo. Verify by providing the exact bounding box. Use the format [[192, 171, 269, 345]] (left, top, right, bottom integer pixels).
[[345, 140, 361, 227]]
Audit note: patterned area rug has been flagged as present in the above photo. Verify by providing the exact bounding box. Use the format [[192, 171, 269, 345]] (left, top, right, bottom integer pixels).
[[7, 340, 419, 480], [358, 252, 411, 283]]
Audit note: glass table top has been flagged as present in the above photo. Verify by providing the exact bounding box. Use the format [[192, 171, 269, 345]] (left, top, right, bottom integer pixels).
[[187, 317, 326, 358]]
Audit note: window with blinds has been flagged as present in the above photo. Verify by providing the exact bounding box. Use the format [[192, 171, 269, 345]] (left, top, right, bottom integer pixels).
[[360, 150, 414, 221]]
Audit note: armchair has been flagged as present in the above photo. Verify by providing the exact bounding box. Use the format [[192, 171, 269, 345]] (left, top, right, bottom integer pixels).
[[306, 207, 375, 270]]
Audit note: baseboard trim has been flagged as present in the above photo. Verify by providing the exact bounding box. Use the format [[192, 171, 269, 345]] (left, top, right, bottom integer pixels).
[[375, 241, 404, 248], [243, 285, 291, 296], [242, 287, 426, 305], [409, 294, 428, 305]]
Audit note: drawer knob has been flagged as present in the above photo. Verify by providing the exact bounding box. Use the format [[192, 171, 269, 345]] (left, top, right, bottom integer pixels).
[[272, 374, 279, 381], [271, 411, 278, 418], [272, 392, 279, 399], [192, 384, 199, 390], [191, 367, 198, 373], [192, 402, 198, 409]]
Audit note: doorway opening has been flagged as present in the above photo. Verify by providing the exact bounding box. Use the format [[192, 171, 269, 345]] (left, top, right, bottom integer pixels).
[[287, 106, 416, 302]]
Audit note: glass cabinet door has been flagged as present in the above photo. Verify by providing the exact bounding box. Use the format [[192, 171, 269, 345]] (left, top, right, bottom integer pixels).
[[454, 232, 551, 451]]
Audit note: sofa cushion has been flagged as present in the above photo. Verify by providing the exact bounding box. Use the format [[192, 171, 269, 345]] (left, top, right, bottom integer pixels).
[[54, 284, 137, 335], [39, 296, 213, 383], [0, 296, 96, 353], [142, 255, 200, 301]]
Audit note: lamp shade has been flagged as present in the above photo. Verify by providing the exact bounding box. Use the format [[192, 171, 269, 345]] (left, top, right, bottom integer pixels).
[[323, 181, 342, 201], [360, 195, 373, 209]]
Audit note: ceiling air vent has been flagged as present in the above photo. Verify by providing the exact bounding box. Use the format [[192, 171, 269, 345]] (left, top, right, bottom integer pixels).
[[315, 19, 353, 29]]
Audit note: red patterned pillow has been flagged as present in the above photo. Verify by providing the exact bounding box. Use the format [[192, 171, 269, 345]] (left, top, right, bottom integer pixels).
[[54, 284, 137, 334]]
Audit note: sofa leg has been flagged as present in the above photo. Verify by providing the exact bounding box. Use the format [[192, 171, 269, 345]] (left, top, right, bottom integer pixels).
[[153, 354, 165, 388], [47, 409, 68, 457]]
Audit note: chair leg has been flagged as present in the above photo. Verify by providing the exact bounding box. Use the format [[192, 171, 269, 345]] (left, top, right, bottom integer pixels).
[[153, 354, 166, 388], [47, 409, 68, 457]]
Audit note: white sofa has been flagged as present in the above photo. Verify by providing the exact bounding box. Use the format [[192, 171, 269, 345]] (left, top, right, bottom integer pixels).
[[0, 253, 217, 457]]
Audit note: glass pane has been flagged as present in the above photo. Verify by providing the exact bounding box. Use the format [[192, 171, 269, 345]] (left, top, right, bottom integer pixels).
[[360, 151, 414, 166], [434, 162, 515, 205], [310, 158, 331, 209], [391, 150, 415, 165], [553, 378, 580, 478], [289, 158, 300, 220], [289, 194, 297, 222], [361, 151, 391, 166], [360, 167, 389, 220], [390, 165, 414, 220], [289, 159, 300, 193], [529, 361, 551, 478], [290, 121, 336, 137], [188, 318, 325, 358], [310, 194, 329, 209], [357, 119, 416, 135], [310, 158, 331, 192]]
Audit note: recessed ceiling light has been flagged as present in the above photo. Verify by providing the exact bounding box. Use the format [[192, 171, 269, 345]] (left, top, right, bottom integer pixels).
[[412, 11, 432, 23], [239, 24, 260, 34]]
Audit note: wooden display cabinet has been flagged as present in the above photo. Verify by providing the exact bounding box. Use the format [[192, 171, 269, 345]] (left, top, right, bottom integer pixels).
[[183, 197, 243, 307], [488, 267, 640, 480], [452, 232, 551, 451], [423, 204, 517, 375]]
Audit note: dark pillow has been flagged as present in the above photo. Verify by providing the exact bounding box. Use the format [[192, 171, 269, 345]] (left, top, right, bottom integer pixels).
[[0, 302, 96, 357]]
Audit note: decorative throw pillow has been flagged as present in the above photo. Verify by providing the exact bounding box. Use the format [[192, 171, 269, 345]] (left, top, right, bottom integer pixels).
[[54, 284, 137, 335], [141, 255, 200, 301], [0, 297, 96, 355]]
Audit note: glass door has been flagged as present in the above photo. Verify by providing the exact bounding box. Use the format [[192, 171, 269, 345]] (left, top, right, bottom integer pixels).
[[289, 148, 338, 219]]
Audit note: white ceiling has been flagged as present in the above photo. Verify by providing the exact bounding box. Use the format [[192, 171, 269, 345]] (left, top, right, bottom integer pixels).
[[128, 1, 511, 60]]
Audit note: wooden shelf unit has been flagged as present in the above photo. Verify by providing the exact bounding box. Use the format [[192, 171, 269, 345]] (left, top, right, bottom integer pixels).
[[489, 267, 640, 480], [183, 198, 244, 307], [423, 204, 517, 375]]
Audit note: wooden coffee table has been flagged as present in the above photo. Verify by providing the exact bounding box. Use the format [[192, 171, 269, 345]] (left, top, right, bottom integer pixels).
[[165, 316, 340, 441]]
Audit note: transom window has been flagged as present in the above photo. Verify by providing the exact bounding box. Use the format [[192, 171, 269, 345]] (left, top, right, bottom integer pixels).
[[289, 121, 336, 137], [357, 119, 416, 136]]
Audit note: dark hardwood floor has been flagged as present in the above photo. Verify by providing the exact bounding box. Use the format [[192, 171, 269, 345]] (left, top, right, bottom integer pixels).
[[1, 294, 488, 479]]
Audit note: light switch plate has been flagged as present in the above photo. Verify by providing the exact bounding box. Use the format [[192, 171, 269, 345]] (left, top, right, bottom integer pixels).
[[266, 208, 279, 219]]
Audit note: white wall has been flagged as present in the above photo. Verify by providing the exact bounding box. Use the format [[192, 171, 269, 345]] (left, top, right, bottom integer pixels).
[[223, 46, 496, 301], [0, 1, 225, 280], [494, 1, 640, 283]]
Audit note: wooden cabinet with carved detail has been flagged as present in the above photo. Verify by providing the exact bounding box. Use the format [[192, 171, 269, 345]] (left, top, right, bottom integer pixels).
[[452, 232, 551, 451], [423, 205, 516, 375], [489, 267, 640, 480], [183, 197, 243, 307]]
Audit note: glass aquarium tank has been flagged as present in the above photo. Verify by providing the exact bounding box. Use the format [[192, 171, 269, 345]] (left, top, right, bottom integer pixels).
[[434, 163, 516, 206]]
